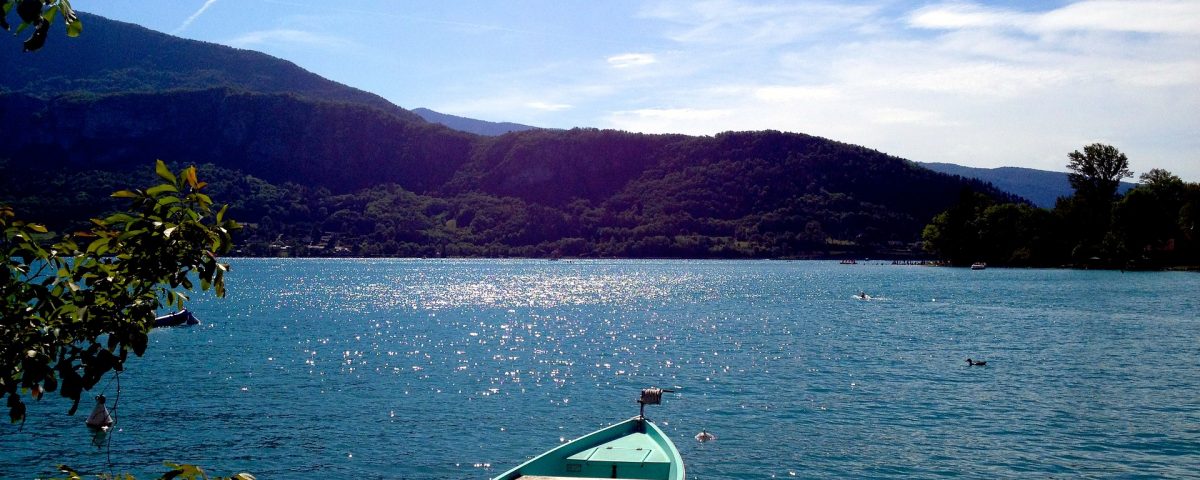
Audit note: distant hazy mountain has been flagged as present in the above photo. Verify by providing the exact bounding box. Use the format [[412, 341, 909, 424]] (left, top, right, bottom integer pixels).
[[919, 162, 1136, 208], [412, 108, 540, 136]]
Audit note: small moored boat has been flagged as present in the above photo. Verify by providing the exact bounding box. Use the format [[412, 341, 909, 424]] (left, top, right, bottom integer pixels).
[[493, 388, 684, 480], [153, 309, 199, 328], [970, 262, 987, 270]]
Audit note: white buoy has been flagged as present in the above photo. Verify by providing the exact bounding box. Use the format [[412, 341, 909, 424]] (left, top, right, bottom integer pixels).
[[85, 394, 113, 429]]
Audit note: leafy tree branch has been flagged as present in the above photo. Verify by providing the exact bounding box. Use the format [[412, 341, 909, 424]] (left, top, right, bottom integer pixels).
[[1, 0, 82, 52], [2, 160, 239, 425]]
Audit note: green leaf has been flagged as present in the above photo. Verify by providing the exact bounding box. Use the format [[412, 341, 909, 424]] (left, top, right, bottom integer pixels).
[[192, 192, 213, 207], [85, 238, 108, 254], [146, 184, 179, 196], [41, 5, 58, 23], [65, 15, 81, 37], [111, 190, 139, 199], [155, 159, 177, 184], [103, 213, 137, 225], [60, 0, 82, 37], [216, 204, 229, 223]]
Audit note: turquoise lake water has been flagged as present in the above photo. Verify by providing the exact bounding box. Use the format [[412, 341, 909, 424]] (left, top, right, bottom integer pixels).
[[2, 259, 1199, 479]]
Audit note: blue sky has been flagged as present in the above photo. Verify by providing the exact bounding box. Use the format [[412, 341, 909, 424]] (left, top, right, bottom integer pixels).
[[80, 1, 1199, 180]]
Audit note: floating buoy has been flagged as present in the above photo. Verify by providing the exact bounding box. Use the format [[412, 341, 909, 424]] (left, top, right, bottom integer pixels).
[[85, 394, 113, 430], [695, 430, 716, 442]]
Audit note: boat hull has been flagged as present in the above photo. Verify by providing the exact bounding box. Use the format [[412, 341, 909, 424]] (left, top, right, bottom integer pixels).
[[493, 416, 684, 480], [153, 310, 199, 328]]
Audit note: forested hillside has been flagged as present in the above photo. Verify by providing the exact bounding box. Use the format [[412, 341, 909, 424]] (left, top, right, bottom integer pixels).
[[0, 13, 1018, 258], [0, 13, 399, 114]]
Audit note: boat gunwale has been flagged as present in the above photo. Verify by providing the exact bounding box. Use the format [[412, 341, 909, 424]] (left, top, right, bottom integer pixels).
[[492, 416, 684, 480]]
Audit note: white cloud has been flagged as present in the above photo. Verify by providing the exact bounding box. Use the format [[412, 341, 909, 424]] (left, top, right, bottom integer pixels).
[[851, 61, 1072, 98], [908, 3, 1024, 30], [642, 0, 879, 46], [754, 85, 841, 102], [227, 29, 357, 51], [173, 0, 220, 35], [526, 101, 573, 112], [910, 1, 1200, 35], [607, 108, 731, 133], [614, 108, 730, 121], [868, 108, 955, 126], [1034, 0, 1200, 35], [607, 53, 658, 68], [424, 1, 1200, 181]]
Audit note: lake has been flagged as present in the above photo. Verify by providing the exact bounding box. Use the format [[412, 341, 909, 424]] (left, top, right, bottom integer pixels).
[[3, 259, 1198, 479]]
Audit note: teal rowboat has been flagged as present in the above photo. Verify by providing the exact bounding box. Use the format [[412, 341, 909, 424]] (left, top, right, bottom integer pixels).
[[493, 389, 684, 480]]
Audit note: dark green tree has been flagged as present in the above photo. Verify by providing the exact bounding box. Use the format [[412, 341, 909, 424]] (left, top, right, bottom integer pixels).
[[1139, 168, 1185, 193], [1061, 143, 1133, 262], [1110, 169, 1192, 267], [1066, 143, 1133, 203], [976, 203, 1052, 266], [921, 189, 995, 266]]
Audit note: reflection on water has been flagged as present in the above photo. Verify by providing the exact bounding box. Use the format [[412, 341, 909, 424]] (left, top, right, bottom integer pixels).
[[2, 260, 1198, 479]]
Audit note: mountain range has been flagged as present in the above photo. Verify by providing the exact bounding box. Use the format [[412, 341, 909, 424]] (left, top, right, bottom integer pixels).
[[411, 108, 540, 136], [918, 162, 1135, 209], [1, 13, 1022, 258]]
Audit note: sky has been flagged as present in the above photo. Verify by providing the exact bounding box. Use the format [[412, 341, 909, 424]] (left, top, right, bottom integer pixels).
[[79, 1, 1199, 181]]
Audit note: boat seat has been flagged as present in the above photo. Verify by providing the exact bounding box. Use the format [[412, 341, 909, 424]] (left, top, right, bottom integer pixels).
[[519, 477, 615, 480], [560, 432, 671, 479]]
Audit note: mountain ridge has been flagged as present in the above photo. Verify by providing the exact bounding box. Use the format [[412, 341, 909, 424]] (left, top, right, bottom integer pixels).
[[0, 13, 1019, 258], [412, 108, 540, 136], [0, 13, 411, 118]]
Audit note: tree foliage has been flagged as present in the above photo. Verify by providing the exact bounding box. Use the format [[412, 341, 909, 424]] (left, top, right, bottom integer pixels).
[[1, 161, 239, 424], [924, 144, 1198, 268], [1, 0, 82, 52], [1066, 143, 1133, 204]]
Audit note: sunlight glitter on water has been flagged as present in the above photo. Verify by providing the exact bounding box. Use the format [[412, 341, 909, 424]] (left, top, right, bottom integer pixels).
[[5, 260, 1198, 480]]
